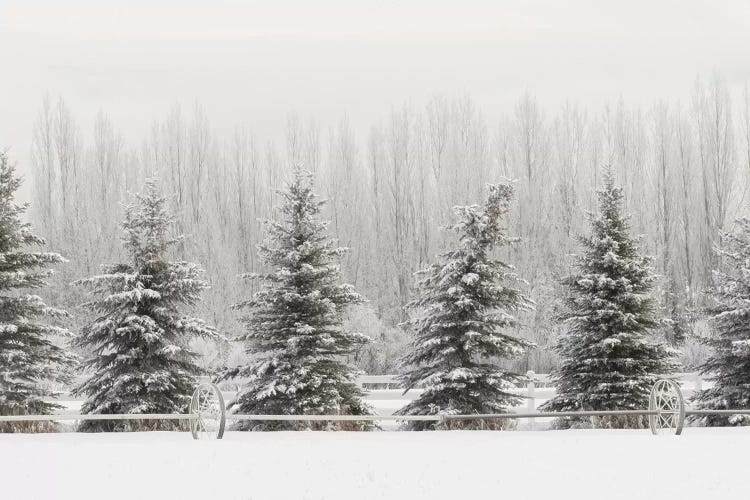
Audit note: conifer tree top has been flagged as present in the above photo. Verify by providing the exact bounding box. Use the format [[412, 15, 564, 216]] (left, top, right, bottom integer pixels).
[[121, 178, 182, 269], [582, 173, 644, 274], [450, 182, 518, 251]]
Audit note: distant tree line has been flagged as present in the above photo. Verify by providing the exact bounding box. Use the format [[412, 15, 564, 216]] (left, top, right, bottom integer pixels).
[[25, 73, 750, 377]]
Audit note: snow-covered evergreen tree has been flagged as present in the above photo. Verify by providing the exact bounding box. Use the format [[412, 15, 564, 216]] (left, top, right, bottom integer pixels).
[[73, 179, 218, 431], [396, 182, 534, 430], [692, 215, 750, 426], [542, 173, 676, 426], [220, 169, 371, 430], [0, 152, 74, 429]]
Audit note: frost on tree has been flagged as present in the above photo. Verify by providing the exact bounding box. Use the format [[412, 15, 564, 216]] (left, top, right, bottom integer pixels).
[[0, 152, 75, 431], [73, 179, 218, 431], [542, 173, 676, 428], [219, 169, 371, 430], [396, 182, 534, 430], [692, 215, 750, 426]]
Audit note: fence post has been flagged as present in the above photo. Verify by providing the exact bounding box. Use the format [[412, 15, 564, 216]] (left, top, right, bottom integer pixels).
[[526, 370, 536, 430]]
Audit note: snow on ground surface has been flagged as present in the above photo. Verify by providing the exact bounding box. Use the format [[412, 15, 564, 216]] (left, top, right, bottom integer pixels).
[[0, 427, 747, 500]]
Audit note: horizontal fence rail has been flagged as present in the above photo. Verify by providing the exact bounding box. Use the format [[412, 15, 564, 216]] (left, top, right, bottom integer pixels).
[[13, 410, 749, 422], [6, 410, 748, 424], [225, 414, 443, 422], [3, 379, 750, 440], [222, 410, 662, 422], [0, 413, 197, 422], [686, 410, 750, 416]]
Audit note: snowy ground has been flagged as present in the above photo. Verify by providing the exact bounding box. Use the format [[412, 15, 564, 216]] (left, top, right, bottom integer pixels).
[[0, 427, 746, 500]]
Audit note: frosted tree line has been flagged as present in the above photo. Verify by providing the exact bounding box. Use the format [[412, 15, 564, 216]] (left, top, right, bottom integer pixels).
[[25, 73, 750, 376]]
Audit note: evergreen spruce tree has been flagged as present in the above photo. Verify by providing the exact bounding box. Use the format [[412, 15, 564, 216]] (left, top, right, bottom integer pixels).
[[692, 215, 750, 426], [220, 169, 371, 431], [396, 182, 534, 430], [73, 179, 218, 431], [542, 173, 676, 427], [0, 152, 74, 429]]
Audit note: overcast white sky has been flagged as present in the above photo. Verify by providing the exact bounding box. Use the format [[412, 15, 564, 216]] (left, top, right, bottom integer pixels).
[[1, 0, 750, 182]]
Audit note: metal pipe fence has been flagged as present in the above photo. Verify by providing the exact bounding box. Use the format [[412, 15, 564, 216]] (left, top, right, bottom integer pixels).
[[2, 379, 744, 439], [0, 414, 195, 423]]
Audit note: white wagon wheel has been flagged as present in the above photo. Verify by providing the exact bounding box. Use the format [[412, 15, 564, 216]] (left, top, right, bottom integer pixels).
[[649, 379, 685, 435], [190, 383, 226, 440]]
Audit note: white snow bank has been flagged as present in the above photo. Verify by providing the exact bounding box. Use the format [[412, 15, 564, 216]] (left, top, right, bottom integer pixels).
[[0, 427, 746, 500]]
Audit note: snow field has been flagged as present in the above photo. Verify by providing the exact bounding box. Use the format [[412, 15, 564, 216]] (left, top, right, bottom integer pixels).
[[1, 427, 746, 500]]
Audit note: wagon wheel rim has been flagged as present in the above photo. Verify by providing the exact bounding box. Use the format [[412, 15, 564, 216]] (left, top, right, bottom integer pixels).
[[649, 379, 684, 436], [190, 383, 226, 440]]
